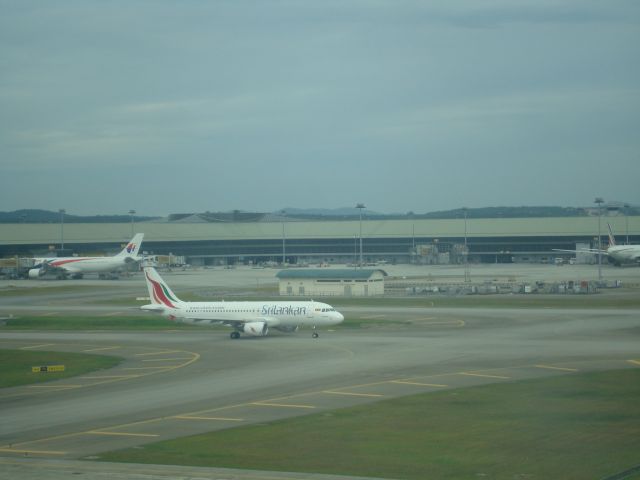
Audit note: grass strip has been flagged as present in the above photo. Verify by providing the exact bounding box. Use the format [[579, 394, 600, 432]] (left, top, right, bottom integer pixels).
[[0, 349, 121, 388], [2, 315, 202, 330], [328, 294, 640, 309], [98, 369, 640, 480]]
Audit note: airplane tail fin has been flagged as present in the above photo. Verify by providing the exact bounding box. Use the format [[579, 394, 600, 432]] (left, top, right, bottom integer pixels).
[[607, 223, 616, 247], [143, 267, 183, 308], [117, 233, 144, 257]]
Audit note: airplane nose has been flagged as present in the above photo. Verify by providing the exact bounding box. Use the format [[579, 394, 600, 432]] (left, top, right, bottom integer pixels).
[[336, 312, 345, 323]]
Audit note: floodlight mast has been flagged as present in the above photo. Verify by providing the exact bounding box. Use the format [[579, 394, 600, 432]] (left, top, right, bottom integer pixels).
[[463, 207, 470, 283], [595, 197, 604, 282], [356, 203, 366, 268], [59, 209, 66, 251]]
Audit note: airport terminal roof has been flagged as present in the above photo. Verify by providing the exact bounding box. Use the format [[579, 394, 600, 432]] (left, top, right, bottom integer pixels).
[[1, 216, 639, 246]]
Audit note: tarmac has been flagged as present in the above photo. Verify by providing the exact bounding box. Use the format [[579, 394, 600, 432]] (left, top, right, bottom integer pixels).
[[1, 263, 639, 479]]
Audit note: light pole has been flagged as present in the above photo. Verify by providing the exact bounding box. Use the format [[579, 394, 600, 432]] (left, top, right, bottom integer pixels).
[[463, 207, 470, 282], [356, 203, 365, 268], [624, 203, 630, 245], [353, 235, 357, 269], [595, 197, 604, 282], [129, 209, 136, 237], [281, 210, 286, 266], [59, 209, 66, 252]]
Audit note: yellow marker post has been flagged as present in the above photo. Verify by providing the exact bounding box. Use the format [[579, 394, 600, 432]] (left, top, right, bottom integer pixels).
[[31, 365, 65, 373]]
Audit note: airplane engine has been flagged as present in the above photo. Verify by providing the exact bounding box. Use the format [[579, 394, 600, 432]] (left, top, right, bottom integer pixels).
[[28, 268, 45, 279], [242, 322, 269, 337]]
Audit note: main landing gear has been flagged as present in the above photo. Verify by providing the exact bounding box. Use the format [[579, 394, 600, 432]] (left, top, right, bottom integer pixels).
[[230, 331, 241, 339]]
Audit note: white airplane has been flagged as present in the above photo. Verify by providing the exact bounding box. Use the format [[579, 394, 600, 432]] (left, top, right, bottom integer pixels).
[[604, 224, 640, 265], [29, 233, 144, 279], [140, 267, 344, 339], [554, 224, 640, 266]]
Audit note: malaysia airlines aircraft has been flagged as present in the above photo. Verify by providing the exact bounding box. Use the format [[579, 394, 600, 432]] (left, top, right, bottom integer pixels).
[[29, 233, 144, 279], [554, 224, 640, 266], [141, 267, 344, 339]]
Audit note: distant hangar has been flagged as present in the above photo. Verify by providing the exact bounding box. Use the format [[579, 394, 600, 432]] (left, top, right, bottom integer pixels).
[[276, 269, 387, 297]]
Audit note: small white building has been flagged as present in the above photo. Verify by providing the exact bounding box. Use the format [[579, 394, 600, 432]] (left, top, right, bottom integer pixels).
[[276, 269, 387, 297]]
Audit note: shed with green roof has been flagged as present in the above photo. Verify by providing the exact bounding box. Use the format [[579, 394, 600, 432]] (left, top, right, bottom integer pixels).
[[276, 269, 387, 297]]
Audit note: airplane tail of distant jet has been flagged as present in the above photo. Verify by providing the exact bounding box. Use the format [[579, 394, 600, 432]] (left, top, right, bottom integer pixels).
[[116, 233, 144, 259], [143, 267, 184, 309], [607, 223, 616, 247]]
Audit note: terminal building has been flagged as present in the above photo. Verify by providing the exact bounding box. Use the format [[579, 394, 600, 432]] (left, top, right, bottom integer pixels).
[[1, 214, 639, 268]]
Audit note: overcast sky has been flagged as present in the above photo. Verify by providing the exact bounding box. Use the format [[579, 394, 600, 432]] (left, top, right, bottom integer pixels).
[[1, 1, 639, 216]]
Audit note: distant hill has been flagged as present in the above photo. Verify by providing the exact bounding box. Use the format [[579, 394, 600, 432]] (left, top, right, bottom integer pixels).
[[416, 206, 588, 219], [280, 206, 592, 220], [0, 209, 159, 224], [1, 205, 636, 223]]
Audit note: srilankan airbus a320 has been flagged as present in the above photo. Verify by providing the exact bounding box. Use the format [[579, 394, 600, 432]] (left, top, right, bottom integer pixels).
[[141, 267, 344, 339]]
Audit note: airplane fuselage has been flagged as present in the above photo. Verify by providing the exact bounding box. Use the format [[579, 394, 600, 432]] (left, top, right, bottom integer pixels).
[[607, 245, 640, 264], [158, 301, 341, 325], [33, 256, 135, 274]]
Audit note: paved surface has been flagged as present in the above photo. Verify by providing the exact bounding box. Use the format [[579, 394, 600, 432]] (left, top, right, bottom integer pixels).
[[0, 457, 389, 480], [1, 264, 639, 479]]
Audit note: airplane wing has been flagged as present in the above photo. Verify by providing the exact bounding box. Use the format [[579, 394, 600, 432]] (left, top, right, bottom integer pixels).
[[182, 316, 281, 328], [140, 304, 167, 313], [552, 248, 608, 255]]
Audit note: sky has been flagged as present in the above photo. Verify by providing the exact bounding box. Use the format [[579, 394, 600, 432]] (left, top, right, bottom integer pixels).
[[1, 1, 639, 216]]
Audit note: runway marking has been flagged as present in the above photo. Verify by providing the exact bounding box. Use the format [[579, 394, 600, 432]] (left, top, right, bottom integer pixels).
[[391, 380, 448, 388], [39, 312, 60, 316], [98, 311, 123, 316], [20, 343, 55, 350], [535, 364, 579, 372], [627, 359, 640, 367], [251, 402, 316, 409], [0, 447, 67, 455], [79, 375, 139, 379], [361, 314, 385, 319], [135, 350, 180, 356], [142, 358, 195, 362], [174, 415, 244, 422], [121, 366, 173, 370], [87, 431, 159, 438], [458, 372, 511, 380], [323, 390, 384, 398], [27, 384, 81, 389], [416, 318, 466, 327], [82, 346, 121, 352]]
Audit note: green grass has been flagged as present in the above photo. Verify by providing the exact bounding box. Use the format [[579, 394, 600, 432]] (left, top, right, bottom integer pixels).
[[0, 349, 121, 388], [98, 369, 640, 480], [2, 315, 204, 330], [328, 294, 640, 309]]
